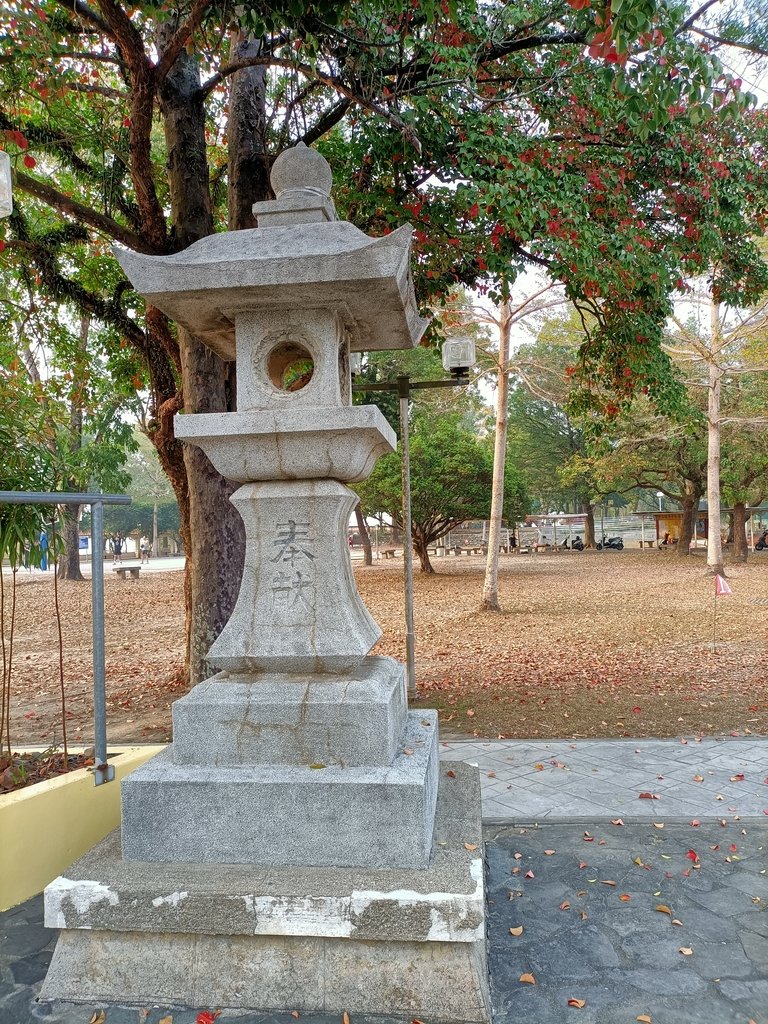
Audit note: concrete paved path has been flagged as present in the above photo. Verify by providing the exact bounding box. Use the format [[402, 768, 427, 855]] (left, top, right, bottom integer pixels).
[[441, 737, 768, 821], [2, 738, 766, 1024]]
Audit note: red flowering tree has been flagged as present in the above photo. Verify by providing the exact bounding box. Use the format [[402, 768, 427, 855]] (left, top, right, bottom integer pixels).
[[1, 0, 766, 676]]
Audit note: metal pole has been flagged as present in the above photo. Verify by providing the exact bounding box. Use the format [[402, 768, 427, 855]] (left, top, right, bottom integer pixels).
[[90, 500, 114, 785], [398, 376, 416, 696]]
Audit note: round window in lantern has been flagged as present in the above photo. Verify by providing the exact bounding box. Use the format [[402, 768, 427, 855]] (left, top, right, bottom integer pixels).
[[267, 340, 315, 392]]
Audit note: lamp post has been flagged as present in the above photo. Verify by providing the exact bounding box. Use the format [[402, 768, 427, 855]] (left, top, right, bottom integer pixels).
[[656, 491, 664, 512], [352, 337, 476, 695]]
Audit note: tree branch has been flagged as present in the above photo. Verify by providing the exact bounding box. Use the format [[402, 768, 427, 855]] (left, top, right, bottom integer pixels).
[[199, 55, 423, 152], [55, 0, 112, 36], [678, 0, 724, 33], [154, 0, 213, 85], [13, 171, 156, 253]]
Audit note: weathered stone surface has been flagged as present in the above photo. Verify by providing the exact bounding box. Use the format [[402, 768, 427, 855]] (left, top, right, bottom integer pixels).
[[172, 657, 407, 767], [121, 713, 439, 868], [41, 764, 490, 1022], [112, 221, 427, 360], [48, 763, 482, 941], [41, 929, 489, 1020], [174, 406, 395, 483], [206, 480, 380, 673]]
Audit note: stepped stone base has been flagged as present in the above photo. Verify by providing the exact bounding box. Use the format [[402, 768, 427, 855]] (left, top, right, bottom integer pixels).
[[42, 764, 490, 1022], [172, 657, 406, 767], [121, 712, 439, 869]]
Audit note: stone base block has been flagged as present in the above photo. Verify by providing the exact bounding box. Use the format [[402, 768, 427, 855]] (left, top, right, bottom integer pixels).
[[43, 764, 489, 1021], [172, 656, 406, 767], [42, 929, 488, 1021], [122, 712, 438, 869]]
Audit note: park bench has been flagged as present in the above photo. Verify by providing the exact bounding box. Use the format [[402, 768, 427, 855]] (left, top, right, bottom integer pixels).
[[638, 540, 656, 548], [113, 564, 141, 580], [456, 545, 484, 555], [380, 548, 397, 560]]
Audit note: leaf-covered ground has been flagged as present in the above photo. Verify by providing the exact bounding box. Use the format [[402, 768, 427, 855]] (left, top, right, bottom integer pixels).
[[5, 549, 768, 751]]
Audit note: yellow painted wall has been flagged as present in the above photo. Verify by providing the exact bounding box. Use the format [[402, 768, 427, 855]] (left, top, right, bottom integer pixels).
[[0, 745, 165, 911]]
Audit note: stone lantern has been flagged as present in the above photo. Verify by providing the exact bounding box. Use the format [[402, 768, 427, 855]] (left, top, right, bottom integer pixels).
[[41, 144, 489, 1022]]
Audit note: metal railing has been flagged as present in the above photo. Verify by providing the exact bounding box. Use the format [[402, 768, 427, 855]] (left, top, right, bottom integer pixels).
[[0, 491, 132, 785]]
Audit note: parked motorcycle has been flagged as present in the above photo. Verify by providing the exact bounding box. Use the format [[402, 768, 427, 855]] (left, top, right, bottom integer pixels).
[[596, 534, 624, 551], [755, 530, 768, 551]]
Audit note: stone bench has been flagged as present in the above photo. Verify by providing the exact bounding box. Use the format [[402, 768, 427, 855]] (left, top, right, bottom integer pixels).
[[638, 540, 656, 548], [113, 565, 141, 580], [380, 548, 397, 560]]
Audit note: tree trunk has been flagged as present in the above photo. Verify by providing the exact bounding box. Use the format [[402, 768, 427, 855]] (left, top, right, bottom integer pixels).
[[677, 491, 700, 555], [181, 332, 244, 684], [584, 507, 596, 548], [732, 501, 749, 562], [355, 505, 372, 566], [227, 32, 270, 231], [158, 35, 246, 684], [481, 300, 511, 612], [152, 500, 159, 557], [413, 528, 434, 574], [58, 316, 87, 581], [706, 299, 724, 575], [58, 505, 83, 581]]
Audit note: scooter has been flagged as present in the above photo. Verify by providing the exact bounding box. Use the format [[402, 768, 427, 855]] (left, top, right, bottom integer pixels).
[[596, 534, 624, 551], [755, 531, 768, 551]]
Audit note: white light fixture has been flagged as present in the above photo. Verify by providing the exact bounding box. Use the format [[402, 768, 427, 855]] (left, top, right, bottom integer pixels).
[[0, 151, 12, 219], [442, 335, 476, 376]]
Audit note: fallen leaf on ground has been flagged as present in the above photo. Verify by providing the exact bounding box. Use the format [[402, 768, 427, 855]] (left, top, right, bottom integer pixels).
[[534, 763, 544, 771], [159, 1017, 173, 1024], [679, 947, 693, 956], [690, 819, 701, 827], [196, 1014, 221, 1024], [687, 849, 699, 862], [567, 998, 586, 1008], [291, 1014, 300, 1020], [601, 880, 616, 886], [639, 793, 660, 800], [579, 860, 588, 868], [464, 843, 478, 851], [513, 852, 523, 860], [693, 775, 704, 782], [544, 849, 556, 855], [611, 819, 624, 826], [519, 973, 536, 985], [509, 925, 524, 936], [343, 1013, 350, 1024], [636, 1016, 652, 1023], [672, 918, 683, 926], [89, 1014, 106, 1024], [559, 900, 571, 910], [655, 904, 672, 916], [653, 823, 664, 829], [730, 774, 745, 781], [525, 870, 535, 879], [619, 894, 632, 901]]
